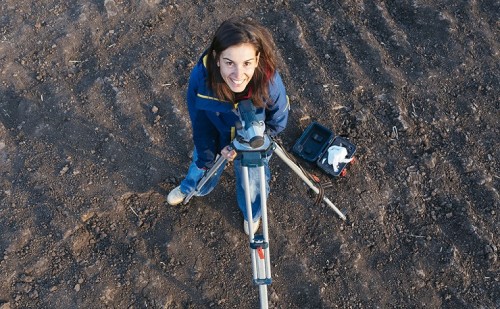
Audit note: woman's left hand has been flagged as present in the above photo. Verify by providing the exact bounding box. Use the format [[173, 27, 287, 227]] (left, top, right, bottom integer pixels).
[[221, 145, 237, 161]]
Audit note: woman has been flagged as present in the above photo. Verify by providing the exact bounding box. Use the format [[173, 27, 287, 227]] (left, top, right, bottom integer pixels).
[[167, 17, 289, 235]]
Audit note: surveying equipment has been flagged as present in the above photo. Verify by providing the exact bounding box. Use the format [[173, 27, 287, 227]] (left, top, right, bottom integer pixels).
[[235, 99, 266, 148], [183, 136, 346, 308], [181, 101, 350, 308], [233, 133, 274, 309]]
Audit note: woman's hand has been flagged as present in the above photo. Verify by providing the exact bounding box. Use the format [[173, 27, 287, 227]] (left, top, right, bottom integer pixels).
[[221, 145, 237, 161]]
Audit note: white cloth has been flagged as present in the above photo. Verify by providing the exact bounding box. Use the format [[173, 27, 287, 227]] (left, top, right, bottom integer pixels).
[[327, 145, 353, 172]]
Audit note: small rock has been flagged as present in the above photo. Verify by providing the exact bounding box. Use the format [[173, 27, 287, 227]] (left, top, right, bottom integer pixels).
[[355, 111, 366, 123], [416, 269, 426, 279], [104, 0, 119, 17], [60, 165, 70, 175], [271, 291, 279, 301], [28, 290, 38, 299], [397, 115, 410, 131], [15, 282, 31, 293], [74, 283, 80, 292], [19, 274, 34, 283], [422, 153, 437, 169], [152, 106, 159, 113]]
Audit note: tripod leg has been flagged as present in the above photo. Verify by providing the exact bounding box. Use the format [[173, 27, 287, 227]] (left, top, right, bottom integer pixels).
[[242, 166, 259, 280], [259, 165, 272, 279], [259, 285, 269, 309], [273, 143, 347, 221], [243, 165, 271, 309], [183, 156, 227, 204]]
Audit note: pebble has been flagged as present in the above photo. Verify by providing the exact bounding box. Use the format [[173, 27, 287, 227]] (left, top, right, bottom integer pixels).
[[271, 291, 279, 301], [60, 165, 70, 175], [74, 283, 81, 292], [15, 282, 31, 293], [20, 274, 34, 283], [355, 111, 367, 122], [422, 153, 437, 169], [104, 0, 118, 17], [397, 115, 410, 131], [28, 290, 38, 299]]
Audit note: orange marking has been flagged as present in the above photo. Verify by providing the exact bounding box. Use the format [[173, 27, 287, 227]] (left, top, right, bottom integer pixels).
[[257, 247, 265, 259]]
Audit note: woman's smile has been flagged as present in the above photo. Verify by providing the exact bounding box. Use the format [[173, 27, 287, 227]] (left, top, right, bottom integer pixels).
[[218, 43, 259, 93]]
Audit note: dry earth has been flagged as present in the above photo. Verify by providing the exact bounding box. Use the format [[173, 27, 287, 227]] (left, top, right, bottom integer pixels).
[[0, 1, 498, 308]]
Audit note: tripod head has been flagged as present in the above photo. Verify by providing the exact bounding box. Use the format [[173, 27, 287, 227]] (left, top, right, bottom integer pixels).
[[232, 99, 274, 167], [235, 99, 266, 149]]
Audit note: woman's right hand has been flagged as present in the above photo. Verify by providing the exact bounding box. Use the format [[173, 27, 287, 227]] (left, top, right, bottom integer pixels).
[[221, 145, 237, 161]]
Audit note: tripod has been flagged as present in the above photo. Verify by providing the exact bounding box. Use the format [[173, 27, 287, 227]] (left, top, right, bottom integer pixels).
[[234, 135, 274, 309], [183, 135, 345, 308]]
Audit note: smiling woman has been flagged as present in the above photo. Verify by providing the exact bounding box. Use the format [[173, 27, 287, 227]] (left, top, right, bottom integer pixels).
[[206, 17, 279, 109], [217, 43, 259, 93], [166, 17, 289, 235]]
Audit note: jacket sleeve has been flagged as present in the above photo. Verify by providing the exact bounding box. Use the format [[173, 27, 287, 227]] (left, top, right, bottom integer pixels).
[[186, 64, 218, 169], [265, 72, 289, 137]]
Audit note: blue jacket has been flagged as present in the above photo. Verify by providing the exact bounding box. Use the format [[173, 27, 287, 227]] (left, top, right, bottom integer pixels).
[[187, 52, 289, 169]]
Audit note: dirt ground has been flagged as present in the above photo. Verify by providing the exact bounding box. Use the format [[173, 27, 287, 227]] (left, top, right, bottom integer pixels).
[[0, 1, 498, 308]]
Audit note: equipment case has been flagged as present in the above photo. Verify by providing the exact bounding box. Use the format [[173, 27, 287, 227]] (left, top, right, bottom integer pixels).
[[292, 122, 356, 177]]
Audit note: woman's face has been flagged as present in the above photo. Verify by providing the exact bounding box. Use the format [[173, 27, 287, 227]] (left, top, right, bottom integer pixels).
[[217, 43, 259, 93]]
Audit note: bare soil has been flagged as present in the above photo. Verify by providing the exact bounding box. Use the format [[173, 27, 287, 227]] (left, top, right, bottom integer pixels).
[[0, 1, 498, 308]]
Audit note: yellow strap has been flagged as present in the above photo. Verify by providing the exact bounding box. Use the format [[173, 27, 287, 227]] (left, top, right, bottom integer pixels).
[[203, 54, 208, 67], [197, 93, 227, 102]]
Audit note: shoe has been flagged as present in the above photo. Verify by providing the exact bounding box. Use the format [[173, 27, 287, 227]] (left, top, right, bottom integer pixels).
[[244, 219, 260, 235], [167, 186, 186, 205]]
